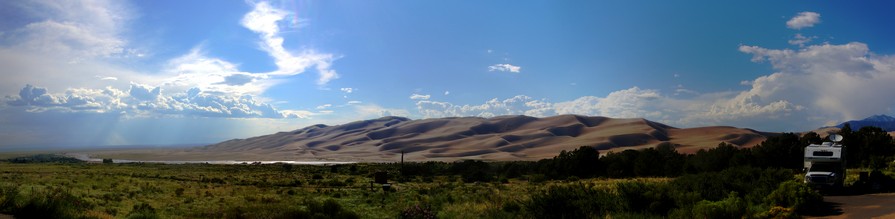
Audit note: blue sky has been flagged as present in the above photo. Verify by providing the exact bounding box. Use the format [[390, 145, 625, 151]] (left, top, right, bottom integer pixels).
[[2, 0, 895, 147]]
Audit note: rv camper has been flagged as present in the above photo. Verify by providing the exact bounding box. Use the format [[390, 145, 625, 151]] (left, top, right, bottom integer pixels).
[[803, 134, 846, 188]]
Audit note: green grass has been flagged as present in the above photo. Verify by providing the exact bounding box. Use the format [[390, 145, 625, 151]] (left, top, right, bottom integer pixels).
[[0, 161, 841, 218], [0, 162, 570, 218]]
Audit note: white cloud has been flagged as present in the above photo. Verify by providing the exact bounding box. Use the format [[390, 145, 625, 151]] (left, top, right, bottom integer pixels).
[[4, 84, 290, 119], [444, 91, 450, 95], [316, 104, 332, 109], [281, 110, 315, 118], [128, 83, 161, 101], [161, 48, 270, 96], [340, 88, 353, 93], [787, 12, 820, 30], [409, 94, 430, 100], [674, 88, 699, 96], [788, 34, 816, 47], [737, 42, 895, 121], [241, 1, 339, 85], [553, 87, 665, 118], [0, 0, 158, 95], [414, 85, 799, 130], [417, 95, 555, 118], [0, 1, 352, 147], [352, 104, 410, 118], [347, 101, 362, 105], [488, 63, 521, 73], [415, 41, 895, 131], [1, 0, 132, 61]]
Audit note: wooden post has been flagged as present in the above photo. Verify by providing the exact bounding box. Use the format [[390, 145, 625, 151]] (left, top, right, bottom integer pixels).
[[400, 150, 405, 176]]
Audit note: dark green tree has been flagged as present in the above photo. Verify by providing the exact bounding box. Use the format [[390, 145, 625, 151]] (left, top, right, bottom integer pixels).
[[685, 143, 741, 173], [543, 146, 603, 179], [800, 132, 823, 146], [602, 150, 640, 178], [751, 133, 803, 170]]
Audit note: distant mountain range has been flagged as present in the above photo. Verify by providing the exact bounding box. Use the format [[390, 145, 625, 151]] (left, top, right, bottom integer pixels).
[[172, 115, 772, 162], [835, 114, 895, 131]]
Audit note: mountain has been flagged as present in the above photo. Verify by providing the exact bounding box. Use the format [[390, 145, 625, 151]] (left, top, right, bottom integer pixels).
[[836, 114, 895, 131], [176, 115, 771, 162]]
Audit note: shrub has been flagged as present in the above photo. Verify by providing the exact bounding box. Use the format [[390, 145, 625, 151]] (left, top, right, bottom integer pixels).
[[174, 187, 185, 197], [686, 192, 746, 219], [11, 187, 90, 219], [764, 181, 823, 213], [0, 185, 17, 212], [615, 181, 674, 215], [450, 160, 493, 183], [671, 167, 792, 202], [214, 199, 359, 219], [756, 206, 798, 219], [306, 199, 360, 219], [126, 203, 159, 219], [525, 183, 618, 218], [400, 203, 436, 219]]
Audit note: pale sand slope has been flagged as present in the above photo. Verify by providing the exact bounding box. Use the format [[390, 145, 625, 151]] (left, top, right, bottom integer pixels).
[[100, 115, 772, 162]]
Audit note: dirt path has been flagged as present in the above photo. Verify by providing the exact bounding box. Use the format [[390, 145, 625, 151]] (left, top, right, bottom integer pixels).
[[805, 193, 895, 218]]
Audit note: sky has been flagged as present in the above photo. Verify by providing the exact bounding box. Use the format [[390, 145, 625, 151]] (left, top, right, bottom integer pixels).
[[1, 0, 895, 147]]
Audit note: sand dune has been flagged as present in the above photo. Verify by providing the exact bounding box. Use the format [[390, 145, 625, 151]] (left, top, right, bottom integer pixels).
[[157, 115, 771, 162]]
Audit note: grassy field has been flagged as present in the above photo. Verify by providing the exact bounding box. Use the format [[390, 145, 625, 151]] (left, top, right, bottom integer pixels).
[[0, 161, 672, 218], [3, 155, 891, 218]]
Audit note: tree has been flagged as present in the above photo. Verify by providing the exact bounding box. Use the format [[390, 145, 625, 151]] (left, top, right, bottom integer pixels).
[[655, 143, 685, 177], [543, 146, 602, 179], [632, 143, 685, 177], [603, 150, 640, 178], [685, 143, 741, 173], [851, 126, 895, 168], [751, 133, 802, 170], [800, 132, 822, 146]]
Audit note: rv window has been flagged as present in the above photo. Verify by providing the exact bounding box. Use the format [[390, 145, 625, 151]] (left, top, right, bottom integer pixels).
[[813, 151, 834, 156], [809, 162, 839, 172]]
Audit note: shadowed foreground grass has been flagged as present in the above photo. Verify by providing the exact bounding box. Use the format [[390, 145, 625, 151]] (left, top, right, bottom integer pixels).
[[0, 160, 832, 218]]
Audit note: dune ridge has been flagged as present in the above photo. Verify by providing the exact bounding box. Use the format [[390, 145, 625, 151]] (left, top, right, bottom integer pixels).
[[176, 115, 770, 162]]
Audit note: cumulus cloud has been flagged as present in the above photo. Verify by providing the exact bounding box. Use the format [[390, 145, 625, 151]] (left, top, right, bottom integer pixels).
[[352, 104, 411, 118], [414, 40, 895, 131], [787, 12, 820, 30], [737, 42, 895, 121], [417, 95, 555, 118], [409, 94, 430, 100], [0, 0, 158, 95], [488, 63, 521, 73], [128, 83, 161, 101], [4, 84, 290, 119], [414, 86, 800, 130], [340, 88, 353, 93], [0, 1, 349, 147]]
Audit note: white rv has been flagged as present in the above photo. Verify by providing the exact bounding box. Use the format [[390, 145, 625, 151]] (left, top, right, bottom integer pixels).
[[803, 134, 846, 188]]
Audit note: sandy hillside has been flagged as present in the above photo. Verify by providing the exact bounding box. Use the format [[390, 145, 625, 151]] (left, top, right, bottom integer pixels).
[[118, 115, 771, 162]]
